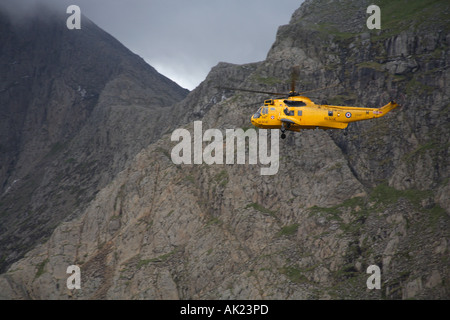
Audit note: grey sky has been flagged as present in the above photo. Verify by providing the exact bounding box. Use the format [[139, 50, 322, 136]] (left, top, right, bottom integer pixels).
[[2, 0, 304, 90]]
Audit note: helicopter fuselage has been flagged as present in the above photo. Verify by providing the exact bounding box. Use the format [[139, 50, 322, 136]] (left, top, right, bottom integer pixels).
[[251, 96, 398, 133]]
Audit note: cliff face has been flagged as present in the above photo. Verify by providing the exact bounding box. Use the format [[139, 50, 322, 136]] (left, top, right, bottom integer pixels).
[[0, 9, 188, 272], [0, 0, 448, 299]]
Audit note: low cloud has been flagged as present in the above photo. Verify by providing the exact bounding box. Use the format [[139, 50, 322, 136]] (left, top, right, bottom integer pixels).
[[1, 0, 302, 90]]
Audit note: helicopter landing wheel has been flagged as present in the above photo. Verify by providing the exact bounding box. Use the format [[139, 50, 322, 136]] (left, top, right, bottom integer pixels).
[[280, 123, 287, 140]]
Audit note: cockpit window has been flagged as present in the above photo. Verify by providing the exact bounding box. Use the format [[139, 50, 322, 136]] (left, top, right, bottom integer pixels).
[[262, 107, 268, 115], [253, 107, 262, 119]]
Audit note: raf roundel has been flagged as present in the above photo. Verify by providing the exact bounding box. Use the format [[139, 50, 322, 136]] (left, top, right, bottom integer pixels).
[[345, 112, 352, 118], [271, 115, 275, 120]]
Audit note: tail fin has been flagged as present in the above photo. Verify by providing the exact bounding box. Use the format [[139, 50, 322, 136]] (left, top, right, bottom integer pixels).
[[376, 101, 399, 117]]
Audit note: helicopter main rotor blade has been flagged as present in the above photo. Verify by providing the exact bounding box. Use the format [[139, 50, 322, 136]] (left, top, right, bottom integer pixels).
[[216, 86, 287, 96], [297, 83, 340, 95]]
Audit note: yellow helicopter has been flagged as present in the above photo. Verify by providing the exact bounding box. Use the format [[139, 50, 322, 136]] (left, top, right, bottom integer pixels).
[[220, 69, 400, 139]]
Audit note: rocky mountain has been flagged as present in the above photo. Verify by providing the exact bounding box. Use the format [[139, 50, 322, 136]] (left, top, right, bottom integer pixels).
[[0, 8, 188, 273], [0, 0, 448, 300]]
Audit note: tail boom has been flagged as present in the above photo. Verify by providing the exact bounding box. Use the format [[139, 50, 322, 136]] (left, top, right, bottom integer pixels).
[[342, 100, 400, 122]]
